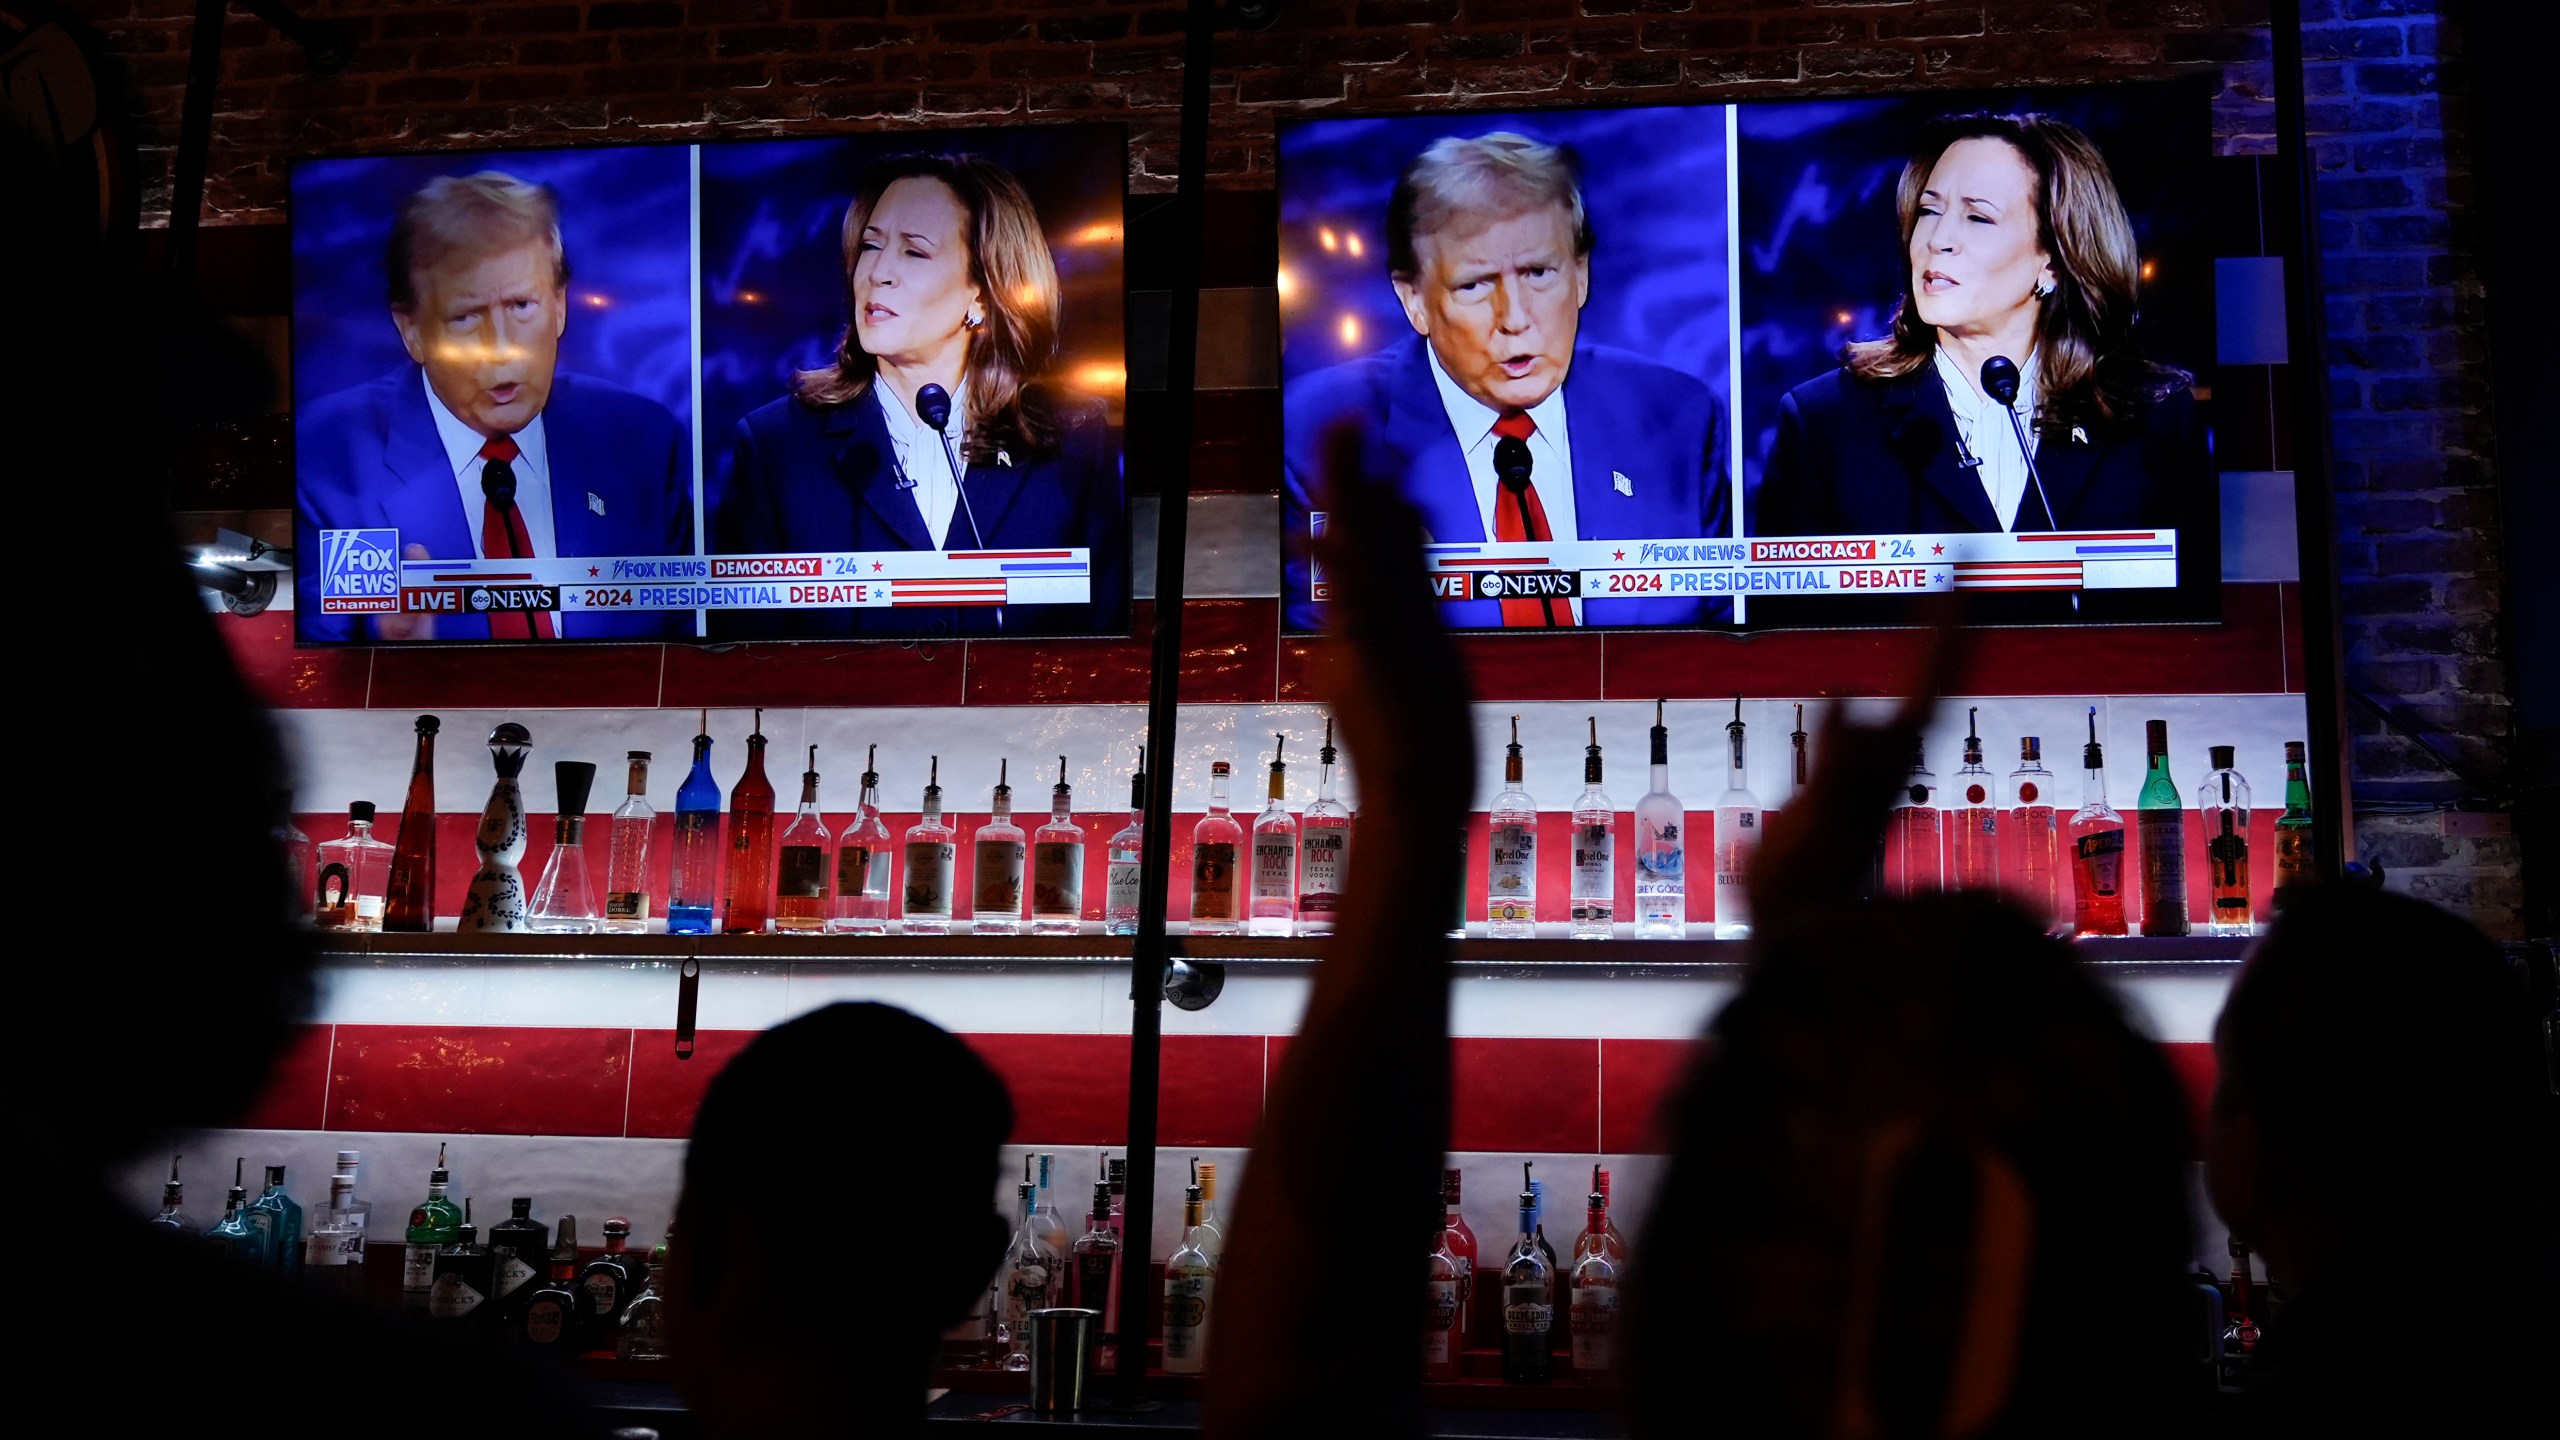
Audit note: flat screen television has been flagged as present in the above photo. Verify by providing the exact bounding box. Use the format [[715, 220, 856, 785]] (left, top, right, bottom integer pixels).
[[290, 124, 1128, 646], [1276, 80, 2219, 632]]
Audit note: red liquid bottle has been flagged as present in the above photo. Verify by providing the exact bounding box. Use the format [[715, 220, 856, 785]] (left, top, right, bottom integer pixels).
[[722, 710, 776, 934], [383, 715, 442, 932], [1887, 741, 1943, 894], [1948, 708, 2000, 890], [2070, 706, 2129, 937], [1441, 1167, 1478, 1356]]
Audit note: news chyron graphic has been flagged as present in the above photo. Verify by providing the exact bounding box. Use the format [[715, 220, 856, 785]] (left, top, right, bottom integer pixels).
[[290, 125, 1129, 646], [1276, 80, 2218, 633]]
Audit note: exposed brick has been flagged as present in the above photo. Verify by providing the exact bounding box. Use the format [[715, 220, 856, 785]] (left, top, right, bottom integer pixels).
[[1802, 45, 1918, 79], [716, 25, 825, 56], [378, 10, 475, 41], [589, 5, 685, 31], [481, 6, 585, 38]]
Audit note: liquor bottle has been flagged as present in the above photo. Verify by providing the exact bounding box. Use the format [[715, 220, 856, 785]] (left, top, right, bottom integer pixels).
[[1104, 751, 1147, 936], [618, 1236, 671, 1360], [1949, 709, 2000, 891], [973, 760, 1027, 936], [1190, 761, 1243, 935], [1030, 1154, 1071, 1256], [1488, 717, 1539, 938], [149, 1154, 187, 1233], [668, 715, 721, 935], [1162, 1176, 1216, 1375], [1570, 718, 1616, 940], [774, 746, 831, 934], [521, 1215, 583, 1354], [330, 1150, 373, 1254], [1500, 1177, 1553, 1384], [303, 1172, 362, 1297], [2135, 719, 2191, 937], [315, 802, 393, 931], [1426, 1230, 1465, 1380], [2070, 708, 2129, 937], [2271, 740, 2315, 911], [1248, 735, 1299, 936], [723, 711, 777, 934], [1888, 741, 1943, 895], [1570, 1164, 1617, 1265], [1193, 1159, 1227, 1266], [276, 795, 315, 923], [1713, 698, 1761, 939], [1071, 1180, 1120, 1371], [902, 757, 956, 934], [383, 715, 441, 932], [207, 1159, 270, 1266], [247, 1163, 304, 1275], [1526, 1176, 1560, 1291], [603, 751, 655, 934], [578, 1217, 646, 1328], [1000, 1180, 1059, 1371], [1298, 721, 1350, 936], [1449, 825, 1470, 938], [2217, 1237, 2261, 1395], [488, 1197, 549, 1319], [458, 723, 535, 933], [1032, 758, 1087, 936], [1568, 1187, 1620, 1376], [431, 1205, 495, 1322], [1593, 1166, 1628, 1258], [1441, 1168, 1479, 1348], [528, 760, 601, 933], [1789, 702, 1810, 804], [403, 1144, 460, 1308], [1633, 702, 1686, 938], [831, 745, 895, 935], [2010, 737, 2061, 931], [2198, 745, 2254, 937]]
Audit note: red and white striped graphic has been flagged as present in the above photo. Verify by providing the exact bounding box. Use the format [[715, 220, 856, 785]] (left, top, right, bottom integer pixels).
[[1953, 558, 2088, 590]]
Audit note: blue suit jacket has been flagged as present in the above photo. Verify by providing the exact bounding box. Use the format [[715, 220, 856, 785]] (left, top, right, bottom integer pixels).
[[295, 369, 695, 642], [709, 384, 1126, 639], [1282, 335, 1732, 630]]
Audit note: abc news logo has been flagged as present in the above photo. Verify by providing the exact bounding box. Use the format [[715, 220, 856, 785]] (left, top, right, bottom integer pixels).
[[402, 586, 562, 614], [1430, 570, 1581, 601]]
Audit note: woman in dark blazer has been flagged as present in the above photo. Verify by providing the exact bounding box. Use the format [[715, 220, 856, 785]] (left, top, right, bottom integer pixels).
[[714, 153, 1124, 639]]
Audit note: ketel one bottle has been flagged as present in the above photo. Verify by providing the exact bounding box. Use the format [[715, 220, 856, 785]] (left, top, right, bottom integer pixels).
[[578, 1217, 647, 1328], [1569, 718, 1616, 939], [430, 1202, 496, 1321], [1488, 717, 1538, 938]]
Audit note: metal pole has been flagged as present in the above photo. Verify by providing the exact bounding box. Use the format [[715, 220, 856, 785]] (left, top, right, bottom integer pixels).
[[166, 0, 227, 284], [1112, 0, 1218, 1408], [2270, 0, 2354, 876]]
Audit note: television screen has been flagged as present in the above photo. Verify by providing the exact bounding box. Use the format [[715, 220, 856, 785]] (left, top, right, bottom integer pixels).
[[1276, 81, 2217, 632], [291, 125, 1127, 646]]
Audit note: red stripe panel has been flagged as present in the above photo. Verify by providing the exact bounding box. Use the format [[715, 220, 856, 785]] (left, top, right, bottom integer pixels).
[[1449, 1037, 1599, 1154], [217, 608, 371, 709], [2161, 1041, 2217, 1154], [1600, 1037, 1697, 1154], [1278, 631, 1607, 704], [2278, 582, 2304, 694], [662, 637, 964, 709], [964, 1033, 1133, 1147], [369, 644, 665, 711], [1173, 599, 1277, 704], [1158, 1033, 1266, 1148], [243, 1024, 337, 1131], [625, 1027, 762, 1139], [966, 602, 1155, 705], [326, 1025, 631, 1137]]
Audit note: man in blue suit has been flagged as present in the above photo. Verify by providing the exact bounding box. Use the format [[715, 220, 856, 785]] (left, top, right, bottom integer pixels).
[[1283, 132, 1730, 631], [296, 172, 693, 642]]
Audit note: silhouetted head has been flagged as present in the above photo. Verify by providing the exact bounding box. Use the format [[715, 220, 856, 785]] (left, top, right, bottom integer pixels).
[[1626, 894, 2193, 1440]]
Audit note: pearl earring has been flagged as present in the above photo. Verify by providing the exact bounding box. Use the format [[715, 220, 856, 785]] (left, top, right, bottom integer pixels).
[[2033, 280, 2055, 301], [965, 311, 984, 330]]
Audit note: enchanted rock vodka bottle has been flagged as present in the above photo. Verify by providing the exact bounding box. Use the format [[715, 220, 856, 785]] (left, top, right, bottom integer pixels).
[[1297, 721, 1350, 936], [1633, 701, 1686, 938], [1249, 735, 1298, 936], [1488, 717, 1538, 939], [2070, 708, 2128, 937], [1949, 709, 2001, 891], [603, 751, 654, 934], [973, 761, 1026, 936], [1888, 741, 1943, 896], [1190, 761, 1242, 935], [2198, 744, 2254, 936], [1570, 718, 1616, 939], [721, 711, 776, 934], [1105, 750, 1146, 936], [2010, 736, 2060, 931], [831, 745, 893, 934], [2135, 719, 2190, 937], [1032, 757, 1086, 935], [901, 758, 956, 934], [2272, 740, 2315, 911], [1713, 698, 1761, 939], [773, 746, 831, 934], [668, 716, 720, 936]]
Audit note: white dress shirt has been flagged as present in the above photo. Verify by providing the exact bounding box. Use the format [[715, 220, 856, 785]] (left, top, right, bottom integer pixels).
[[426, 371, 557, 560], [876, 380, 970, 550], [1425, 344, 1580, 546], [1934, 345, 2041, 532]]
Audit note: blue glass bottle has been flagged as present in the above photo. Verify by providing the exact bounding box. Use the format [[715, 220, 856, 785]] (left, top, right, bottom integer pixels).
[[247, 1164, 304, 1275], [205, 1158, 271, 1267], [668, 712, 722, 935]]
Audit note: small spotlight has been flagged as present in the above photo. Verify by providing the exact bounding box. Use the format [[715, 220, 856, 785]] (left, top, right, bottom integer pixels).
[[1276, 267, 1296, 301], [1337, 313, 1360, 349], [1344, 232, 1364, 259], [1835, 311, 1851, 325], [2140, 259, 2157, 281], [1318, 227, 1338, 253], [739, 291, 761, 304], [584, 293, 609, 308]]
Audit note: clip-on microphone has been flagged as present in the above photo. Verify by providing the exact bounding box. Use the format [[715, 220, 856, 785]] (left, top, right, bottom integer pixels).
[[1491, 435, 1557, 625], [916, 382, 999, 629], [1980, 356, 2059, 533]]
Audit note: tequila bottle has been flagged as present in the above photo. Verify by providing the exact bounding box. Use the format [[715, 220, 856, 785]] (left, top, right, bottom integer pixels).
[[832, 745, 894, 934], [207, 1159, 269, 1267], [528, 760, 601, 933], [316, 803, 393, 931], [148, 1154, 187, 1233], [667, 716, 721, 935], [1190, 761, 1243, 935], [1888, 742, 1943, 895], [1104, 751, 1147, 935], [2010, 737, 2061, 931], [1001, 1180, 1060, 1371], [1949, 709, 2000, 891], [1568, 1187, 1620, 1375], [1713, 698, 1761, 938], [1500, 1179, 1553, 1384], [972, 760, 1026, 936], [402, 1143, 460, 1308], [1248, 735, 1299, 936], [1161, 1177, 1216, 1375], [1297, 722, 1352, 936], [1633, 702, 1686, 938], [577, 1216, 646, 1328], [382, 715, 441, 932], [902, 757, 956, 934], [2272, 740, 2315, 910], [2198, 745, 2254, 936], [1569, 718, 1617, 939], [1488, 717, 1538, 938], [773, 746, 831, 934], [2070, 708, 2129, 937], [722, 711, 776, 934], [1032, 759, 1087, 935], [2135, 719, 2190, 936], [603, 751, 654, 933], [247, 1163, 304, 1275]]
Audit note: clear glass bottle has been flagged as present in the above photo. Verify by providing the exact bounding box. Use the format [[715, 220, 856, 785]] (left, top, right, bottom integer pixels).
[[2272, 740, 2315, 910], [2010, 737, 2061, 931], [1949, 709, 2000, 891], [2198, 744, 2254, 937], [832, 744, 894, 935], [1249, 735, 1298, 937], [303, 1172, 362, 1297], [1568, 1186, 1620, 1376], [668, 718, 721, 935], [902, 757, 956, 934], [529, 760, 601, 933], [1488, 717, 1539, 938], [1888, 742, 1943, 895], [1789, 702, 1810, 804], [1633, 701, 1686, 938], [1441, 1168, 1478, 1355], [1297, 722, 1351, 936], [2136, 719, 2190, 937], [148, 1154, 188, 1233], [1001, 1180, 1060, 1372], [972, 760, 1027, 936], [1713, 698, 1761, 939], [383, 715, 441, 933], [1569, 718, 1616, 940], [2070, 707, 2129, 937], [316, 802, 394, 931], [1071, 1180, 1121, 1372], [603, 751, 654, 933], [1030, 1154, 1071, 1256], [774, 745, 831, 934], [1104, 751, 1147, 936], [207, 1159, 270, 1267], [722, 711, 776, 934], [1161, 1178, 1216, 1375], [617, 1231, 671, 1361], [247, 1163, 304, 1275], [1190, 761, 1243, 935], [1193, 1160, 1227, 1267], [323, 1150, 371, 1262], [1032, 758, 1087, 936], [1500, 1177, 1553, 1384]]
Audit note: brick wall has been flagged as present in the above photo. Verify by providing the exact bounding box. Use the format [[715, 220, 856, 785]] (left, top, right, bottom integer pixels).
[[87, 0, 2520, 932]]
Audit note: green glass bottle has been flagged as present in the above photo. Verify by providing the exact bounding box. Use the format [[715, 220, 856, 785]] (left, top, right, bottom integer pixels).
[[402, 1142, 462, 1309], [2135, 719, 2190, 937], [2272, 740, 2315, 911]]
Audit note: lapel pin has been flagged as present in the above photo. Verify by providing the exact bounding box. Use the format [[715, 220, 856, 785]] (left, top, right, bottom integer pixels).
[[997, 449, 1013, 468], [2071, 426, 2088, 445], [588, 492, 606, 516], [1612, 471, 1634, 497]]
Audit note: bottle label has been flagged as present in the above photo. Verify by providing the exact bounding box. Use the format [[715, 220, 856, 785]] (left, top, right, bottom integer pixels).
[[1192, 843, 1237, 920], [1033, 841, 1085, 917], [605, 889, 648, 920], [2075, 828, 2124, 896], [1635, 825, 1684, 924], [1424, 1276, 1459, 1366], [429, 1270, 485, 1318], [1488, 822, 1536, 922], [1107, 853, 1143, 914], [1503, 1285, 1553, 1337], [777, 843, 827, 899], [525, 1299, 566, 1345], [402, 1243, 436, 1292], [1251, 833, 1295, 900], [1298, 829, 1346, 913], [837, 844, 888, 899], [904, 841, 955, 916], [582, 1270, 621, 1316], [305, 1229, 352, 1267], [2272, 829, 2312, 899], [974, 840, 1025, 916], [1572, 823, 1614, 894], [1075, 1249, 1116, 1316], [2136, 810, 2189, 929], [1162, 1271, 1214, 1358], [1570, 1284, 1619, 1370], [495, 1254, 538, 1299], [2208, 826, 2248, 882]]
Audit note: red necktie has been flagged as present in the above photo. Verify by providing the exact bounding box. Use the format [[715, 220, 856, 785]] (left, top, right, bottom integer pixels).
[[477, 435, 554, 640], [1489, 411, 1574, 628]]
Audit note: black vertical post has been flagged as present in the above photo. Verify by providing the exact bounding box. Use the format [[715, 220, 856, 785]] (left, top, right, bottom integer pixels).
[[166, 0, 228, 284], [2271, 0, 2353, 877], [1113, 0, 1218, 1408]]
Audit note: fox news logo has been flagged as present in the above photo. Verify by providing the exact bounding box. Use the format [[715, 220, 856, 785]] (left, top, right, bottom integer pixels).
[[318, 529, 400, 614]]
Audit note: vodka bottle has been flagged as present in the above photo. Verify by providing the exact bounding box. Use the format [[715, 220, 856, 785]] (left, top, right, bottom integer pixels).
[[1031, 758, 1086, 935], [772, 746, 830, 934], [603, 752, 654, 933], [1569, 717, 1616, 939], [1949, 708, 2001, 891], [1712, 698, 1761, 939], [972, 761, 1027, 936], [1633, 702, 1686, 938], [830, 745, 893, 934], [2010, 736, 2061, 931], [902, 758, 956, 934], [2197, 744, 2254, 936], [1104, 751, 1146, 935], [1487, 716, 1538, 938], [1248, 735, 1299, 936], [1296, 721, 1350, 936], [1189, 761, 1243, 935], [2070, 708, 2129, 937], [1888, 742, 1943, 895]]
